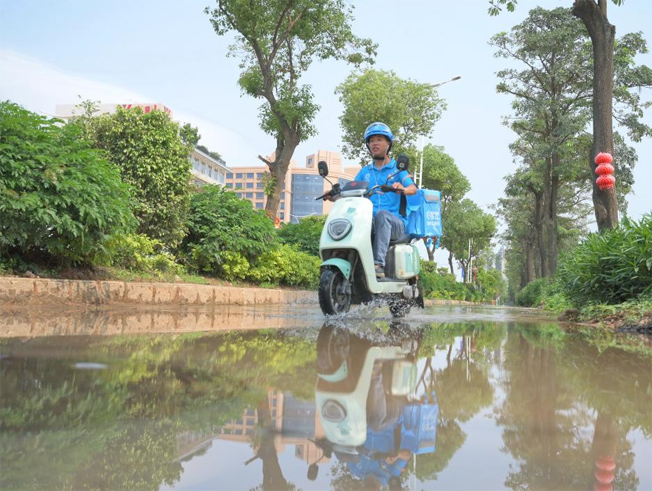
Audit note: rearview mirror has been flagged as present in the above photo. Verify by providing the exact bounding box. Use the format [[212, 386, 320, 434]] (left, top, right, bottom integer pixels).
[[317, 161, 329, 177], [396, 154, 409, 172]]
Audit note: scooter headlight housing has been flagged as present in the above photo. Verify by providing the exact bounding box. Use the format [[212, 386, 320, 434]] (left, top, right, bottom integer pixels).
[[328, 219, 352, 241], [322, 400, 347, 422]]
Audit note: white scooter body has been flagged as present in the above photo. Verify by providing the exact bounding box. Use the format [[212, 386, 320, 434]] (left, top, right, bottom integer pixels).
[[319, 193, 421, 294], [315, 345, 418, 448]]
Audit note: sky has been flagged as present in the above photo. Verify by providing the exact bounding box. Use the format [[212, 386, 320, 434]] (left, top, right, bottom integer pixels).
[[1, 0, 651, 231]]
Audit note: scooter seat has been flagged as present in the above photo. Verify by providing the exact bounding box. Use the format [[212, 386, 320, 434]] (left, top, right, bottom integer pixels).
[[389, 233, 413, 245]]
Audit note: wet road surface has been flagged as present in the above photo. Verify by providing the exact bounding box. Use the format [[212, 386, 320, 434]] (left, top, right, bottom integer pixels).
[[1, 304, 651, 490]]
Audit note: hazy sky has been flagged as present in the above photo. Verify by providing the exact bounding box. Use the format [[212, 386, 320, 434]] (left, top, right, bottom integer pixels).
[[1, 0, 651, 227]]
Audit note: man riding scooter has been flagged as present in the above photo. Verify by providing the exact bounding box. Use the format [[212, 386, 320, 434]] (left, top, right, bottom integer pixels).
[[330, 122, 418, 279]]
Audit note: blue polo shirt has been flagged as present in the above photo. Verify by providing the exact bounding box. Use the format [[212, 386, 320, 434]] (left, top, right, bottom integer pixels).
[[355, 158, 414, 222]]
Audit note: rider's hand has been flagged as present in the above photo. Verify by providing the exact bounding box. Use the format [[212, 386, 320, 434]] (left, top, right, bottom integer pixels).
[[391, 182, 404, 192]]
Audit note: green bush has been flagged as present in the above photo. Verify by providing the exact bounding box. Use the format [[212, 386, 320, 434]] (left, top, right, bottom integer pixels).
[[420, 262, 470, 300], [0, 101, 136, 266], [247, 244, 320, 289], [515, 278, 548, 307], [180, 185, 277, 275], [79, 106, 193, 248], [277, 215, 326, 256], [557, 215, 652, 306], [104, 234, 183, 276]]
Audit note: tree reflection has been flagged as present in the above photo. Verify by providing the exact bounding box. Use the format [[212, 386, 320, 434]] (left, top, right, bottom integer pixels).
[[496, 326, 650, 491]]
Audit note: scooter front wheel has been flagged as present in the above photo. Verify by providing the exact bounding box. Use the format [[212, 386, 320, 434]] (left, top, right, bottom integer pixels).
[[318, 268, 351, 315]]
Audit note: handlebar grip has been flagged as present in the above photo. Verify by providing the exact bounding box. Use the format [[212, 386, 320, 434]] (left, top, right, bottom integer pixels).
[[380, 184, 404, 194]]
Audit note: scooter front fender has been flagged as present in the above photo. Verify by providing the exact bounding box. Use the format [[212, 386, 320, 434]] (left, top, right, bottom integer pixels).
[[321, 258, 352, 279]]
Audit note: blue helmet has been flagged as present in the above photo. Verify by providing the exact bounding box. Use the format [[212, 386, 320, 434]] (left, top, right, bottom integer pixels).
[[364, 122, 394, 153]]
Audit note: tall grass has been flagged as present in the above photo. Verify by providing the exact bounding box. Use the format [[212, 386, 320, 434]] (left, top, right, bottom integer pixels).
[[557, 215, 652, 306]]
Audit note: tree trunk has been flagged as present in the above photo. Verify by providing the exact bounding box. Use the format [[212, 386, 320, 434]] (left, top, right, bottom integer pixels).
[[533, 188, 548, 278], [547, 155, 560, 275], [422, 237, 436, 261], [572, 0, 618, 231], [525, 239, 536, 285], [264, 131, 300, 220], [448, 250, 455, 275]]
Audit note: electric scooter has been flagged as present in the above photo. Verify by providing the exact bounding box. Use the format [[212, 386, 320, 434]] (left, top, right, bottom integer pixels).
[[316, 157, 424, 317], [308, 323, 438, 483]]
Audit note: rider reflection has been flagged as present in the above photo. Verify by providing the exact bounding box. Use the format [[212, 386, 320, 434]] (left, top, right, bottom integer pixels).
[[312, 322, 438, 489]]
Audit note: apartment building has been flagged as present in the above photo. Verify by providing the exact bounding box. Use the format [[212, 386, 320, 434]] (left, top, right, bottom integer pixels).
[[189, 148, 230, 187], [227, 150, 360, 223]]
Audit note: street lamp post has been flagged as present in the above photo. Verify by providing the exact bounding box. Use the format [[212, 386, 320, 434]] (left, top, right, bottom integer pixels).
[[416, 75, 461, 188]]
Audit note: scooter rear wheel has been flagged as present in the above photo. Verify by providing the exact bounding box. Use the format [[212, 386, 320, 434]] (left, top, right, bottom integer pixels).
[[318, 268, 351, 315]]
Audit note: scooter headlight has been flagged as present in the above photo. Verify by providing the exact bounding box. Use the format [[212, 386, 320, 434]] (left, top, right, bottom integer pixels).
[[328, 219, 352, 241], [322, 400, 347, 422]]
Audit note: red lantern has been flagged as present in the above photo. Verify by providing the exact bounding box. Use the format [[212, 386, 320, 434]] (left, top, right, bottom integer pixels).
[[595, 163, 614, 176], [594, 469, 615, 485], [593, 483, 613, 491], [595, 152, 613, 164], [596, 457, 616, 472], [597, 174, 616, 190]]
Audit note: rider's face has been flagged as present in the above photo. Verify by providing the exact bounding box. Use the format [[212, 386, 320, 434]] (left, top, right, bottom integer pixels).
[[368, 135, 390, 159]]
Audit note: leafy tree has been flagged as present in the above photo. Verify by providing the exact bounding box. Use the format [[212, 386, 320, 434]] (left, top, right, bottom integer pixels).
[[196, 144, 223, 161], [336, 69, 446, 162], [205, 0, 376, 219], [420, 144, 471, 261], [79, 106, 194, 248], [0, 101, 136, 267], [276, 214, 326, 256], [180, 185, 277, 274], [441, 199, 497, 280], [491, 7, 650, 276], [490, 0, 652, 232]]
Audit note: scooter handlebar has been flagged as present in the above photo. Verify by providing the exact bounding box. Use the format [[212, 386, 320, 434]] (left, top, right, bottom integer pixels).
[[316, 183, 341, 201], [366, 184, 403, 196]]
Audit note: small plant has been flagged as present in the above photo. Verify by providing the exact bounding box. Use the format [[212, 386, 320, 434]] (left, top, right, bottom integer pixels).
[[557, 215, 652, 306]]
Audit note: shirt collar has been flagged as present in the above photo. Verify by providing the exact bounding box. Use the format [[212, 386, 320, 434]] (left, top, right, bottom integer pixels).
[[369, 158, 396, 171]]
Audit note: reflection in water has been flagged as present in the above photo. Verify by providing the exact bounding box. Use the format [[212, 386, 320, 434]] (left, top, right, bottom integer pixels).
[[0, 314, 650, 490]]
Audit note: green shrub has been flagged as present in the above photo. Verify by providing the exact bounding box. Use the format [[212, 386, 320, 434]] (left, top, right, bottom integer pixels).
[[247, 244, 320, 289], [516, 278, 548, 307], [557, 215, 652, 306], [420, 262, 469, 300], [104, 234, 183, 276], [79, 106, 193, 248], [277, 215, 326, 256], [0, 101, 136, 266], [180, 185, 277, 275]]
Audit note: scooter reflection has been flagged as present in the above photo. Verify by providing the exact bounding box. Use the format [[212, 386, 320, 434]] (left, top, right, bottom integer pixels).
[[308, 322, 438, 488]]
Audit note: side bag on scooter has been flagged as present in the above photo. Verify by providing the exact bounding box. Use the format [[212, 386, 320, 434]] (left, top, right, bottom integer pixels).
[[400, 395, 439, 455], [406, 189, 442, 238]]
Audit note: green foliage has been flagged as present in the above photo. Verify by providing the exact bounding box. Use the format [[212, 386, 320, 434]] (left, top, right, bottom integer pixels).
[[476, 268, 507, 302], [441, 198, 497, 275], [421, 144, 470, 211], [277, 215, 326, 256], [515, 278, 548, 307], [180, 185, 277, 275], [205, 0, 376, 218], [79, 106, 193, 248], [103, 233, 183, 276], [419, 264, 470, 301], [336, 69, 446, 162], [247, 243, 320, 289], [0, 101, 136, 266], [558, 215, 652, 306]]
